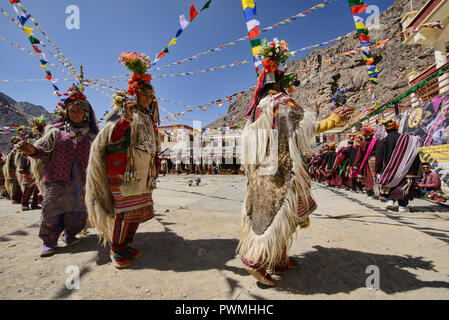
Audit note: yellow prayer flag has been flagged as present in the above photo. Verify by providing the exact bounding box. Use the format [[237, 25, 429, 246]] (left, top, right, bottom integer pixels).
[[40, 64, 47, 71], [168, 37, 177, 47], [23, 27, 33, 37], [284, 19, 292, 23], [251, 45, 261, 56], [355, 21, 366, 30], [316, 4, 325, 8], [241, 0, 255, 10]]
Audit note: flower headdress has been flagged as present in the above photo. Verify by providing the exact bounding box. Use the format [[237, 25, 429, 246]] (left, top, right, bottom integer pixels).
[[380, 118, 399, 131], [361, 126, 374, 138], [118, 51, 159, 125], [10, 135, 21, 148], [246, 39, 300, 120], [57, 84, 98, 134], [119, 52, 152, 96]]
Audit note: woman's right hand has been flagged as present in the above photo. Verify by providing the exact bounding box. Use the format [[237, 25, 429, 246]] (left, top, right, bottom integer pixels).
[[16, 141, 36, 155], [124, 99, 136, 121]]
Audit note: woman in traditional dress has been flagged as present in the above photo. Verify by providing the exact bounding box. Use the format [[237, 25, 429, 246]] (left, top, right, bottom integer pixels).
[[237, 39, 353, 286], [17, 86, 98, 256], [351, 126, 377, 197], [86, 52, 160, 269]]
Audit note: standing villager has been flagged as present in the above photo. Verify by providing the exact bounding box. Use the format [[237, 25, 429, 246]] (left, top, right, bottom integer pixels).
[[314, 148, 326, 182], [237, 39, 353, 286], [318, 144, 331, 183], [333, 143, 351, 188], [375, 119, 421, 213], [17, 120, 47, 211], [326, 144, 338, 187], [17, 86, 98, 256], [86, 52, 161, 269], [351, 127, 378, 197], [18, 154, 40, 211], [341, 136, 357, 190]]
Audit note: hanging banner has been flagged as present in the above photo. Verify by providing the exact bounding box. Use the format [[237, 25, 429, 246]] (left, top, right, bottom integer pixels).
[[401, 93, 449, 147]]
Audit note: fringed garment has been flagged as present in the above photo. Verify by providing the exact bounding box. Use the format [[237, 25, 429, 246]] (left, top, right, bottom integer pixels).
[[237, 92, 318, 270], [86, 106, 160, 247]]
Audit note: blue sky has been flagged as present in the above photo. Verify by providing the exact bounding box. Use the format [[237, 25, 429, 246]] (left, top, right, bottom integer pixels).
[[0, 0, 395, 127]]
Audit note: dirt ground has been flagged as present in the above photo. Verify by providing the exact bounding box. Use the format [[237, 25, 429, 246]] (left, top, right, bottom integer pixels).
[[1, 175, 449, 300]]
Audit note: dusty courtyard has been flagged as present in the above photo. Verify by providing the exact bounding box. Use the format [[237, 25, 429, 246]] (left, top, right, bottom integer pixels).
[[1, 175, 449, 300]]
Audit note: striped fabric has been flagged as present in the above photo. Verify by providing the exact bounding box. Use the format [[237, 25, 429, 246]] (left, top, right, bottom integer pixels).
[[110, 186, 154, 212], [298, 193, 317, 218]]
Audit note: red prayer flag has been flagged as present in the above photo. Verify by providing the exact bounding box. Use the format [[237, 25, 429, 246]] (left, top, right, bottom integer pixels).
[[10, 0, 20, 3], [351, 4, 367, 14], [248, 26, 260, 39], [33, 46, 41, 53], [190, 4, 199, 22], [358, 34, 370, 42], [156, 51, 166, 60]]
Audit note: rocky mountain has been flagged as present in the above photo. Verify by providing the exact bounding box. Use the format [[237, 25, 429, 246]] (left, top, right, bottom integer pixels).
[[0, 92, 52, 154], [207, 0, 441, 128]]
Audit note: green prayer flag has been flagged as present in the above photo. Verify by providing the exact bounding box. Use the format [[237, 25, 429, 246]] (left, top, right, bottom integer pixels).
[[201, 0, 212, 11], [28, 36, 40, 44], [163, 47, 169, 53], [348, 0, 364, 6], [250, 39, 261, 47], [356, 27, 368, 35]]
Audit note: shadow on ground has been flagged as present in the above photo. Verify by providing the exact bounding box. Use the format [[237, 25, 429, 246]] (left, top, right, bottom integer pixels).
[[273, 245, 449, 295], [319, 185, 449, 245]]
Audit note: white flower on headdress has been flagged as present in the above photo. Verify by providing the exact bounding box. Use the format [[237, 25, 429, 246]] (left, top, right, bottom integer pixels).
[[268, 52, 273, 56], [273, 38, 280, 46]]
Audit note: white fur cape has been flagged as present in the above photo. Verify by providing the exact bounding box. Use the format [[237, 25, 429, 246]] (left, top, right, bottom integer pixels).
[[237, 94, 318, 270]]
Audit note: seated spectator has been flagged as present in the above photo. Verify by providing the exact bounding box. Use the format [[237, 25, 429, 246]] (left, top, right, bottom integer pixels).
[[416, 162, 442, 196]]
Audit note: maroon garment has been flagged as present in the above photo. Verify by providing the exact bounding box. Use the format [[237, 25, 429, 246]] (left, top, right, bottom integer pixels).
[[354, 139, 377, 191], [21, 185, 39, 208], [32, 125, 93, 183], [333, 148, 350, 186]]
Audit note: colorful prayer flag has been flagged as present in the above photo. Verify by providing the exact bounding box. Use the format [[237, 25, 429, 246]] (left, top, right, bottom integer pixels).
[[179, 14, 189, 30], [190, 4, 199, 22], [201, 0, 212, 11], [248, 26, 260, 39]]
